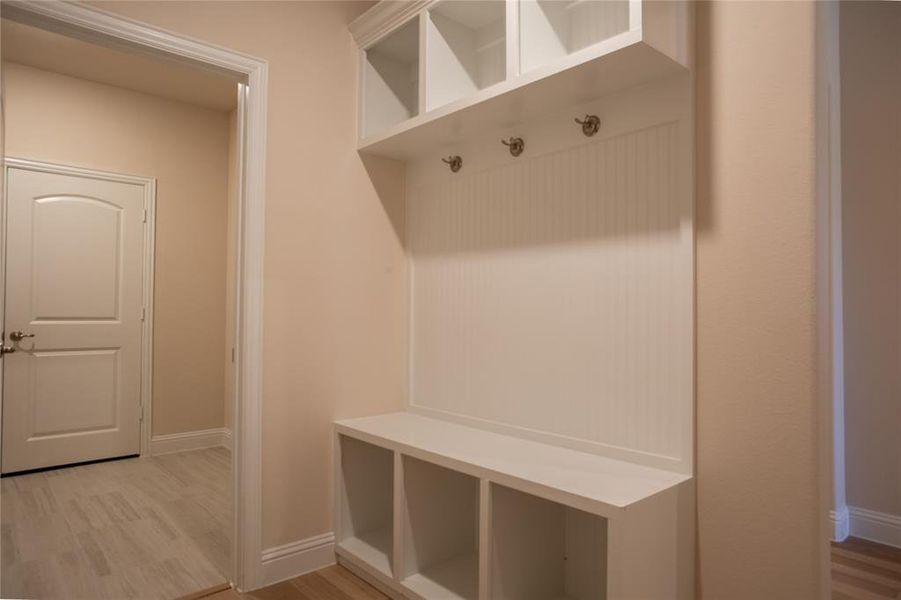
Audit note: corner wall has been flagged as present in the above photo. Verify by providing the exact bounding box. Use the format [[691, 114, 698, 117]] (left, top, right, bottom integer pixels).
[[696, 1, 829, 597], [840, 0, 901, 546]]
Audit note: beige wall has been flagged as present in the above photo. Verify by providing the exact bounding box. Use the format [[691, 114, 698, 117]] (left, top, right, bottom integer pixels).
[[79, 1, 833, 590], [696, 2, 829, 597], [3, 62, 231, 437], [841, 1, 901, 518], [88, 0, 407, 549]]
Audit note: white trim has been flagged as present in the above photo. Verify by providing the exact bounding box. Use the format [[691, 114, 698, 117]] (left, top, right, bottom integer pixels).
[[2, 157, 157, 458], [815, 0, 847, 564], [222, 427, 234, 451], [259, 533, 336, 587], [141, 182, 157, 458], [1, 2, 269, 591], [849, 507, 901, 549], [349, 0, 432, 49], [151, 427, 233, 456], [831, 506, 850, 542]]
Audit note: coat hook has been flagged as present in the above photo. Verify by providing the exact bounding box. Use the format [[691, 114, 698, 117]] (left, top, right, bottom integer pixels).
[[442, 155, 462, 173], [575, 114, 600, 137], [502, 137, 525, 157]]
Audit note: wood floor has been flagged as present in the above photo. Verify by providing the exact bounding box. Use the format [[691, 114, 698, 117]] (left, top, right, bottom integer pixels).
[[833, 537, 901, 600], [1, 447, 231, 600], [199, 537, 901, 600], [200, 565, 387, 600]]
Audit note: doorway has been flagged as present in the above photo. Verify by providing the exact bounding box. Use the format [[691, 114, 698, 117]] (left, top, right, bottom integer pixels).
[[0, 1, 267, 594]]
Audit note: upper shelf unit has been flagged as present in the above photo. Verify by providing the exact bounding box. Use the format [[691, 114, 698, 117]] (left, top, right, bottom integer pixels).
[[350, 0, 691, 160]]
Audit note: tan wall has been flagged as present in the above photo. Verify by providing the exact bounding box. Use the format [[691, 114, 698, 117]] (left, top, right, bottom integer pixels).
[[3, 62, 230, 437], [82, 2, 833, 590], [87, 0, 408, 548], [696, 2, 829, 597], [841, 1, 901, 518]]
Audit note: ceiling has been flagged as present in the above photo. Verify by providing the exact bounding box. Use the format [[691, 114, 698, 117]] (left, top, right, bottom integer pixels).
[[1, 19, 239, 111]]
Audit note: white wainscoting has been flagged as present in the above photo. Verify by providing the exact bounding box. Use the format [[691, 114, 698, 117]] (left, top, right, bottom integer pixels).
[[259, 533, 336, 587], [405, 78, 694, 473], [849, 506, 901, 548], [150, 427, 233, 456]]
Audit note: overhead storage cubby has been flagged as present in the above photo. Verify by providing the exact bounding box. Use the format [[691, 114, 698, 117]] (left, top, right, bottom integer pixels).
[[490, 484, 607, 600], [352, 0, 689, 157], [425, 0, 507, 111], [519, 0, 630, 74], [401, 457, 479, 600], [362, 16, 420, 138], [336, 435, 394, 576]]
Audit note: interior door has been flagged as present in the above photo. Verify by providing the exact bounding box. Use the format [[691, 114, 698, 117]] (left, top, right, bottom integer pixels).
[[2, 163, 146, 474]]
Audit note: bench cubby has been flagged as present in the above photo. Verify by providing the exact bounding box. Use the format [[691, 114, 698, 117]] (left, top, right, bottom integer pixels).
[[335, 435, 395, 577], [490, 483, 606, 600], [400, 457, 479, 599]]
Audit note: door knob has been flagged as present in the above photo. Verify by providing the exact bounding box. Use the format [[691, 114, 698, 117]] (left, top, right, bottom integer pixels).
[[0, 345, 15, 355], [9, 331, 34, 342]]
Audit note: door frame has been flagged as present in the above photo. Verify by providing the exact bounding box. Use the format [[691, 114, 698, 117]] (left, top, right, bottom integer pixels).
[[3, 157, 158, 458], [1, 1, 268, 591]]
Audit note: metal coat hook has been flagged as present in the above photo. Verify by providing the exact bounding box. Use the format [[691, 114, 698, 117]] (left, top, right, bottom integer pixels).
[[502, 137, 525, 157], [575, 114, 601, 137], [442, 155, 462, 173]]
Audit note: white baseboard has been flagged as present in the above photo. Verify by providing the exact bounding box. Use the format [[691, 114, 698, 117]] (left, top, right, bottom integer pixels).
[[849, 506, 901, 548], [259, 533, 335, 587], [831, 507, 850, 542], [151, 427, 233, 456]]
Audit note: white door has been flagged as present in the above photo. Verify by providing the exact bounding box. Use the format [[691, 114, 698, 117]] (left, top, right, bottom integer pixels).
[[2, 163, 147, 474]]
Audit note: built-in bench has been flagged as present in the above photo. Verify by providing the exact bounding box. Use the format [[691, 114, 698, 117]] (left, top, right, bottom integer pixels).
[[335, 412, 694, 600]]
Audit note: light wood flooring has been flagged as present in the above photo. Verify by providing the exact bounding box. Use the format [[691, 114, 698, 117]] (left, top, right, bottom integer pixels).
[[833, 537, 901, 600], [1, 447, 231, 600], [198, 537, 901, 600], [199, 565, 386, 600]]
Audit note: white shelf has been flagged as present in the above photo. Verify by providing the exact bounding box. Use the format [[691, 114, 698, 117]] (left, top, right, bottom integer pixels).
[[402, 552, 479, 600], [351, 0, 690, 159], [359, 32, 681, 160], [337, 527, 393, 577], [336, 411, 688, 518]]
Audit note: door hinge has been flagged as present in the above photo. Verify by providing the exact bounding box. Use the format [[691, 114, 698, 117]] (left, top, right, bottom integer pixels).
[[141, 307, 146, 321], [139, 405, 144, 422], [142, 209, 148, 223], [231, 347, 236, 363]]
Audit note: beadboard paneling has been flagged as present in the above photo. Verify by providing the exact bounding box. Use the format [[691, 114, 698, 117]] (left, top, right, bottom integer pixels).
[[408, 120, 692, 471], [569, 0, 630, 53]]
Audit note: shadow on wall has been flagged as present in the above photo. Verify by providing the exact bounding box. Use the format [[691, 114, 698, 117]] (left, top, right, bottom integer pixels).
[[361, 153, 407, 247]]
